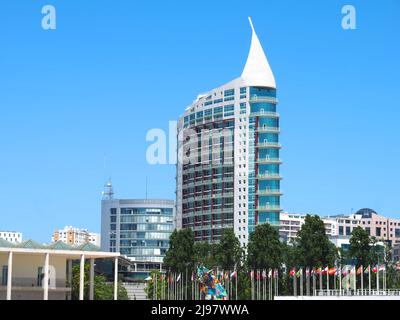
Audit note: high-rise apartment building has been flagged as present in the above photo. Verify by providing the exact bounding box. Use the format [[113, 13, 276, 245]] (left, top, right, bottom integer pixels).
[[176, 18, 281, 246]]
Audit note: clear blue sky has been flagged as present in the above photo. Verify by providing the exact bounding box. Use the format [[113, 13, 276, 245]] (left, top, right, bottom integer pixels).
[[0, 0, 399, 242]]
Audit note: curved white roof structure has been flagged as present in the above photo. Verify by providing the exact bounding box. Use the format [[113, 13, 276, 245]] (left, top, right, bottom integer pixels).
[[241, 17, 276, 88]]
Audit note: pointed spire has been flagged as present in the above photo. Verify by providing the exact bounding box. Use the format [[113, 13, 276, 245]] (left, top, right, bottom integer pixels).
[[241, 17, 276, 88]]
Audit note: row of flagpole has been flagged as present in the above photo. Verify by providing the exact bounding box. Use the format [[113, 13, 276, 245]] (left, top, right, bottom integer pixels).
[[250, 269, 279, 300], [289, 264, 389, 295], [147, 263, 397, 299], [148, 270, 239, 300]]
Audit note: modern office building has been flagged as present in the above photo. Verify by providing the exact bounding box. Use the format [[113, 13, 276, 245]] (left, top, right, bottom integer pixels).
[[52, 226, 101, 247], [0, 231, 22, 244], [101, 196, 175, 271], [176, 18, 282, 246]]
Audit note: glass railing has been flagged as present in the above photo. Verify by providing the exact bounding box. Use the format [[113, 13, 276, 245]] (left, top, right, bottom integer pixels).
[[257, 173, 282, 180], [256, 142, 281, 148], [256, 158, 282, 164], [257, 189, 283, 196]]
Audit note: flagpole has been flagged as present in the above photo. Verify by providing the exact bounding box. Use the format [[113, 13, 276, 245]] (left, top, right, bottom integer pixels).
[[327, 267, 329, 293], [339, 267, 342, 296], [300, 268, 303, 296], [376, 266, 379, 292], [353, 266, 356, 294], [368, 266, 371, 295], [319, 270, 322, 292], [361, 265, 363, 295]]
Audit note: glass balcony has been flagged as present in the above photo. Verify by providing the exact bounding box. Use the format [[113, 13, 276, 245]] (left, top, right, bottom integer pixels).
[[256, 157, 282, 164], [256, 205, 281, 211], [250, 111, 279, 118], [249, 95, 278, 104], [256, 142, 281, 149], [257, 189, 283, 196], [257, 173, 282, 180], [256, 127, 280, 133]]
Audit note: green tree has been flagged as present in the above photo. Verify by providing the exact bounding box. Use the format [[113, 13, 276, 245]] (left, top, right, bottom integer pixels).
[[164, 228, 195, 273], [216, 229, 243, 270], [247, 223, 283, 269], [71, 264, 128, 300], [293, 214, 337, 267], [348, 226, 372, 266], [194, 242, 218, 267]]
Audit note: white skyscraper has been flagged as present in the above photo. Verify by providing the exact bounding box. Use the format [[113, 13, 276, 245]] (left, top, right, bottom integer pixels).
[[176, 18, 281, 247]]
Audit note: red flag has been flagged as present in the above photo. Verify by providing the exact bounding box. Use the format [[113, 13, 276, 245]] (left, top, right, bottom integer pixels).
[[356, 266, 363, 275], [372, 266, 378, 274], [315, 267, 322, 274], [290, 268, 296, 277], [328, 267, 337, 275], [322, 267, 328, 275]]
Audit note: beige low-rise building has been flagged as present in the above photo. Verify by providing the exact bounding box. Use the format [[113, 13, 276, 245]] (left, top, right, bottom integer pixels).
[[0, 239, 119, 300]]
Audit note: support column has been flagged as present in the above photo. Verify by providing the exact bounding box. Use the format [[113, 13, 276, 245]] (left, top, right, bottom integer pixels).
[[68, 259, 73, 300], [114, 257, 118, 300], [79, 254, 85, 300], [89, 258, 95, 300], [43, 253, 50, 300], [6, 251, 13, 300]]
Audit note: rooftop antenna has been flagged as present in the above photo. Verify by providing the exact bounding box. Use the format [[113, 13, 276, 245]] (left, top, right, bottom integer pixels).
[[102, 177, 114, 200]]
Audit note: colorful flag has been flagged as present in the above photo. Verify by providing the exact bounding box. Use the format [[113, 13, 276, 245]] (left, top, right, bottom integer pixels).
[[230, 271, 237, 279], [290, 268, 296, 277], [357, 266, 363, 275], [328, 267, 337, 275], [256, 271, 261, 280], [372, 266, 378, 274], [364, 266, 370, 274], [274, 269, 279, 278], [250, 270, 254, 279], [379, 265, 386, 271], [322, 267, 328, 275], [225, 271, 229, 280], [268, 269, 272, 278], [306, 268, 310, 276], [262, 270, 266, 279], [296, 269, 302, 278], [315, 267, 322, 274]]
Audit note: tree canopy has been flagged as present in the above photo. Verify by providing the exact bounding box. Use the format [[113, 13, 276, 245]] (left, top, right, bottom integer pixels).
[[247, 223, 283, 269], [164, 228, 195, 272], [293, 214, 337, 267]]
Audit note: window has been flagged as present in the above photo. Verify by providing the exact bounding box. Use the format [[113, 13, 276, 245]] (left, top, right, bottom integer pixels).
[[376, 227, 381, 237], [2, 266, 7, 285], [346, 226, 351, 235]]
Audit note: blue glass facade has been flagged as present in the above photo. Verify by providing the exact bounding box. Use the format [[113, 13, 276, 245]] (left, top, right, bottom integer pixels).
[[249, 87, 281, 231]]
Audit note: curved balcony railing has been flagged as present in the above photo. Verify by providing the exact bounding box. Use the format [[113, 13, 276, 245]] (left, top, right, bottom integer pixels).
[[257, 189, 283, 196], [256, 205, 281, 211], [256, 127, 280, 133], [250, 111, 279, 118], [257, 173, 282, 180], [249, 95, 278, 104], [256, 142, 282, 149], [256, 158, 282, 164]]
